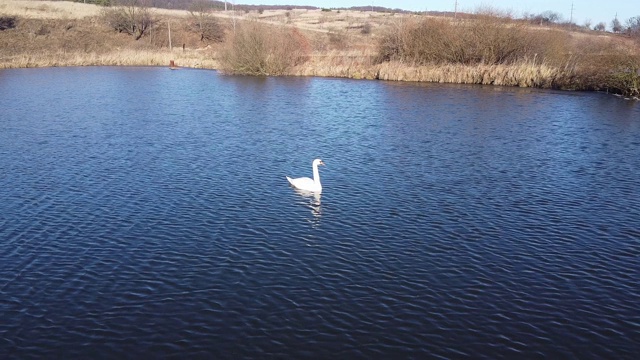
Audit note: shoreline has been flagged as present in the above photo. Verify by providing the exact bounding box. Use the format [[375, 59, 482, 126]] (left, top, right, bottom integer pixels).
[[0, 51, 582, 89], [3, 54, 639, 100], [2, 2, 638, 98]]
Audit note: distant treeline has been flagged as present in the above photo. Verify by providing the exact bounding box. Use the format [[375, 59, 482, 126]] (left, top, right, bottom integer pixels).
[[63, 0, 418, 13]]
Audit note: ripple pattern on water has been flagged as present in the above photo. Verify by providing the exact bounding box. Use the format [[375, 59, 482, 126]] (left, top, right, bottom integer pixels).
[[1, 68, 639, 359]]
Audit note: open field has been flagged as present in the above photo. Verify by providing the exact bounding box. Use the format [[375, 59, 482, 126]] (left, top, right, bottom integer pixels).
[[1, 0, 638, 96], [0, 0, 101, 19]]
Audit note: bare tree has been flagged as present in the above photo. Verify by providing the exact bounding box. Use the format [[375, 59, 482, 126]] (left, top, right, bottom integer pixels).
[[540, 11, 563, 24], [594, 22, 606, 31], [102, 0, 156, 40], [188, 0, 224, 42], [611, 17, 622, 33], [626, 16, 640, 37]]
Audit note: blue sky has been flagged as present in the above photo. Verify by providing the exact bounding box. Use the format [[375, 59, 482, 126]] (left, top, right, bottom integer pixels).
[[240, 1, 639, 28]]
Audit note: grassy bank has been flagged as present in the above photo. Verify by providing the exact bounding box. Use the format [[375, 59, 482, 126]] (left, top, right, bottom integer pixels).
[[1, 49, 218, 68], [1, 1, 639, 98]]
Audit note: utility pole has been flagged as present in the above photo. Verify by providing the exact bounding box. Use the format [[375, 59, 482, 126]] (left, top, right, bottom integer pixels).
[[232, 1, 236, 33], [570, 1, 574, 29], [454, 0, 458, 19], [168, 20, 172, 51]]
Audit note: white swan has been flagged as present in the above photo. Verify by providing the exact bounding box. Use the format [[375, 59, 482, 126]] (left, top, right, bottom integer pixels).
[[286, 159, 325, 193]]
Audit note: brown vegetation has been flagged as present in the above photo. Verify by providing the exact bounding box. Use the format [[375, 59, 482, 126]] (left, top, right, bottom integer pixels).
[[1, 0, 639, 97], [101, 0, 156, 40], [377, 16, 538, 65], [218, 21, 309, 75], [375, 15, 640, 96], [0, 16, 17, 30], [188, 0, 224, 42]]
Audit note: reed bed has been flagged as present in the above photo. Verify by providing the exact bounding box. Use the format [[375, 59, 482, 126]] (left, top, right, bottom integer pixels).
[[0, 49, 218, 69], [376, 61, 561, 87], [289, 49, 561, 87], [291, 50, 378, 79]]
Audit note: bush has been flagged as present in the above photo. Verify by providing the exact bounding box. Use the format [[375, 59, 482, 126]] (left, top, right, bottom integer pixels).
[[570, 52, 640, 97], [0, 16, 17, 31], [361, 22, 372, 35], [377, 17, 537, 65], [327, 30, 347, 49], [375, 14, 587, 67], [218, 21, 310, 76]]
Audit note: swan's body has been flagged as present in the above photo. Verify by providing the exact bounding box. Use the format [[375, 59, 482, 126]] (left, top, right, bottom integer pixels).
[[286, 159, 325, 193]]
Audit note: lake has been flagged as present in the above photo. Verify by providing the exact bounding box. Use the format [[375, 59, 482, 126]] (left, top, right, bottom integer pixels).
[[1, 67, 639, 359]]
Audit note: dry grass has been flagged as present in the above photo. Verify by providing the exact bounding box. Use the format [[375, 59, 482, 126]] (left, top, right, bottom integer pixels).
[[291, 55, 561, 87], [292, 49, 377, 79], [0, 1, 400, 34], [0, 48, 218, 68], [377, 60, 560, 87], [0, 0, 101, 19]]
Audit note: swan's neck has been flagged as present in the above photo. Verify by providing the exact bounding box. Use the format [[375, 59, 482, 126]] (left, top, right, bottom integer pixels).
[[312, 163, 321, 185]]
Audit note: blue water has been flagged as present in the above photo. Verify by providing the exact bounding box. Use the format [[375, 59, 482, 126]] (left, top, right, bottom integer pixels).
[[1, 67, 639, 358]]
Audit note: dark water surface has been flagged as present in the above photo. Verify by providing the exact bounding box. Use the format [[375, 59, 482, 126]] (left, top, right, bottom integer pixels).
[[1, 67, 639, 359]]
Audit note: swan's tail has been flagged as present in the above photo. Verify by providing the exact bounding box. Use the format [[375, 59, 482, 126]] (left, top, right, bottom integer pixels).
[[286, 176, 294, 186]]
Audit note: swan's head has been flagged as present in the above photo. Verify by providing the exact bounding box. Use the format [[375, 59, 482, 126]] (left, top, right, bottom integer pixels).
[[313, 159, 326, 167]]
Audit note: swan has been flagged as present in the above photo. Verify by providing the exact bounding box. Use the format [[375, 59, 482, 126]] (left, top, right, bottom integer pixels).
[[286, 159, 325, 193]]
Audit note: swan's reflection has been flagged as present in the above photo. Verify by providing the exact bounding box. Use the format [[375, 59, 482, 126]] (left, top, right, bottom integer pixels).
[[293, 189, 322, 227]]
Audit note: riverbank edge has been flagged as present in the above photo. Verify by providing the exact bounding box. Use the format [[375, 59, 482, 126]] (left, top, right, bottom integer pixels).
[[2, 51, 638, 100], [0, 51, 565, 87]]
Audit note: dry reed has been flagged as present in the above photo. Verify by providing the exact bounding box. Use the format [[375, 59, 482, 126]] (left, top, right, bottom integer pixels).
[[0, 49, 218, 69], [377, 60, 560, 87]]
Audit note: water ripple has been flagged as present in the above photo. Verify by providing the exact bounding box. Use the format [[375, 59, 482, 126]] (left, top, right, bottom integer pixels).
[[1, 68, 639, 359]]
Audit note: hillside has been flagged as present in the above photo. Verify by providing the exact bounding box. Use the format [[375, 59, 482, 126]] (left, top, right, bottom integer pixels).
[[1, 0, 638, 96]]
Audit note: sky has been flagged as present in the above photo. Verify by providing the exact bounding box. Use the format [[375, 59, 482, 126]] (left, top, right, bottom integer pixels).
[[239, 1, 639, 28]]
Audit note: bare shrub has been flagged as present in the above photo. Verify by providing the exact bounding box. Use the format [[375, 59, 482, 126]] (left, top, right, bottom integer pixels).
[[609, 56, 640, 97], [35, 23, 50, 36], [564, 37, 640, 96], [327, 30, 348, 49], [376, 19, 412, 63], [0, 16, 17, 31], [626, 16, 640, 41], [361, 22, 372, 35], [463, 16, 534, 64], [377, 17, 537, 65], [526, 10, 562, 25], [525, 29, 571, 66], [218, 21, 310, 76], [101, 0, 156, 40], [566, 53, 640, 96]]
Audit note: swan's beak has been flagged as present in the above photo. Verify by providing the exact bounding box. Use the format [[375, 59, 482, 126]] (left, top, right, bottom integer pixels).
[[320, 160, 326, 166]]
